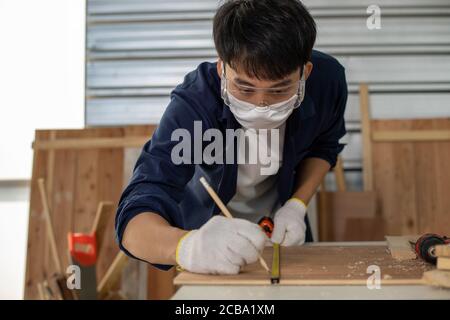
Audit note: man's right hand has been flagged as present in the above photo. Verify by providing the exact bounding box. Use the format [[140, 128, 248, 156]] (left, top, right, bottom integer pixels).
[[176, 216, 267, 274]]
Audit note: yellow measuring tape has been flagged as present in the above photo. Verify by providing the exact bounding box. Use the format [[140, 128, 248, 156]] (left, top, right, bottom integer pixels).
[[271, 243, 280, 284]]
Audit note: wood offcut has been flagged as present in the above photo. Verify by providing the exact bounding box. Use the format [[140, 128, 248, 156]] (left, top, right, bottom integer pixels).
[[385, 236, 418, 261]]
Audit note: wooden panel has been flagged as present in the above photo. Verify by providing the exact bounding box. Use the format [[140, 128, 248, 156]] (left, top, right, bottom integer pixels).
[[360, 83, 373, 191], [73, 149, 100, 233], [50, 149, 77, 273], [24, 130, 51, 299], [174, 245, 433, 286], [96, 127, 125, 280], [373, 130, 450, 142], [317, 191, 384, 241], [24, 125, 156, 300], [371, 118, 450, 236], [96, 148, 123, 279], [386, 236, 418, 260]]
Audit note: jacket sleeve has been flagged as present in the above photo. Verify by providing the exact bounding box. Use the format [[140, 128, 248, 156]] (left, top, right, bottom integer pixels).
[[115, 92, 203, 270], [303, 67, 348, 169]]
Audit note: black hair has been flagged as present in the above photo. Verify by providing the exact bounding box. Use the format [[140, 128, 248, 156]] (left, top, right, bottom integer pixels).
[[213, 0, 316, 80]]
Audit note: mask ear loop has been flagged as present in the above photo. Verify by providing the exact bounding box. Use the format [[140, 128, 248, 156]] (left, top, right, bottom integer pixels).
[[220, 62, 231, 107], [294, 65, 306, 109]]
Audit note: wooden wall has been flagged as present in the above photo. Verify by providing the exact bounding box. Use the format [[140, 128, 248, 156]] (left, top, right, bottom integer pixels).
[[371, 118, 450, 236], [24, 125, 169, 299]]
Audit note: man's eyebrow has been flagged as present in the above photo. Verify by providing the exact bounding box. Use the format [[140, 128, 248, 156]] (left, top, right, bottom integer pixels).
[[234, 78, 255, 87], [234, 77, 293, 88], [269, 79, 293, 88]]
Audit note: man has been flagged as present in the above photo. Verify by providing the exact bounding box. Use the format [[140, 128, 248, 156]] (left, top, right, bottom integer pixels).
[[116, 0, 347, 275]]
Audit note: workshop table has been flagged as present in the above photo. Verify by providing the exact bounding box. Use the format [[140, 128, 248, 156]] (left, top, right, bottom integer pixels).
[[171, 242, 450, 300]]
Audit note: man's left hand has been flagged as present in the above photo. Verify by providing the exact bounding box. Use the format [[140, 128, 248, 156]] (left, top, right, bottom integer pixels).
[[271, 198, 307, 246]]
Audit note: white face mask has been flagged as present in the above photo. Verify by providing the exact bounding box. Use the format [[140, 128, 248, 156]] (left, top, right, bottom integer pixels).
[[221, 64, 306, 130], [226, 93, 299, 129]]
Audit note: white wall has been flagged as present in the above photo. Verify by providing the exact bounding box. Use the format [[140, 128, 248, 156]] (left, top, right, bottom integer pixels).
[[0, 0, 85, 299], [0, 0, 85, 180], [0, 202, 29, 299]]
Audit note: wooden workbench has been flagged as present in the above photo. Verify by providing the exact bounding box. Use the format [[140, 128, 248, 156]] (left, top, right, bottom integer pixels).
[[172, 242, 450, 299]]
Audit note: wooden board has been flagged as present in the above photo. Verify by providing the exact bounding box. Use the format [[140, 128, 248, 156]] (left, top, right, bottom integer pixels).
[[317, 154, 384, 242], [371, 118, 450, 236], [436, 245, 450, 257], [423, 270, 450, 288], [174, 245, 433, 286], [437, 257, 450, 271], [385, 236, 418, 261], [317, 191, 384, 241], [24, 125, 157, 300]]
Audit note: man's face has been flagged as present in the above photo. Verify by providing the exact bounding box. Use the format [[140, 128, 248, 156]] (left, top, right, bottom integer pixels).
[[217, 60, 313, 106]]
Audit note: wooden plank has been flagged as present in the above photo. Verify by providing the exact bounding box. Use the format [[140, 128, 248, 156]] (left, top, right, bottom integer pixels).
[[49, 133, 77, 276], [430, 119, 450, 235], [372, 121, 419, 235], [122, 125, 156, 138], [334, 156, 347, 192], [317, 191, 382, 241], [24, 130, 51, 299], [73, 149, 100, 234], [359, 83, 374, 191], [96, 147, 123, 284], [36, 283, 46, 300], [91, 201, 114, 255], [98, 252, 128, 300], [437, 257, 450, 271], [415, 136, 439, 234], [372, 130, 450, 142], [37, 179, 63, 274], [423, 270, 450, 288], [33, 136, 149, 150], [46, 131, 56, 200], [174, 246, 432, 286], [385, 236, 417, 260], [435, 245, 450, 257], [372, 118, 450, 236]]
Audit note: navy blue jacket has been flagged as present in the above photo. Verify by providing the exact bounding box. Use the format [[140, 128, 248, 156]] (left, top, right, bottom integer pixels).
[[115, 50, 347, 270]]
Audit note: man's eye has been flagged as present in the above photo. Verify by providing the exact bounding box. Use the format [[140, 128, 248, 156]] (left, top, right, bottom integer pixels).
[[239, 88, 255, 94], [270, 90, 288, 95]]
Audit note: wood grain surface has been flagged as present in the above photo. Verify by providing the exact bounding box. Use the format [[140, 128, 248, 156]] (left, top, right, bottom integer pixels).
[[174, 245, 433, 286]]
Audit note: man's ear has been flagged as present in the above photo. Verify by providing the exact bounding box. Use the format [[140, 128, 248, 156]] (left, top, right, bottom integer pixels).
[[304, 62, 313, 80], [217, 59, 223, 77]]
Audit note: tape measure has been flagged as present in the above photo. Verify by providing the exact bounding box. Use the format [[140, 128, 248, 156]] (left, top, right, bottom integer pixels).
[[258, 216, 280, 284], [258, 216, 274, 238]]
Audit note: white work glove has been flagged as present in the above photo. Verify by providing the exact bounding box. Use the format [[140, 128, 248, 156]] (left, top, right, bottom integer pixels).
[[271, 198, 307, 246], [176, 215, 267, 275]]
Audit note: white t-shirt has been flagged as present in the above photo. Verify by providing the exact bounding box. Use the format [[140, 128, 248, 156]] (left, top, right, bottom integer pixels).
[[227, 123, 286, 223]]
